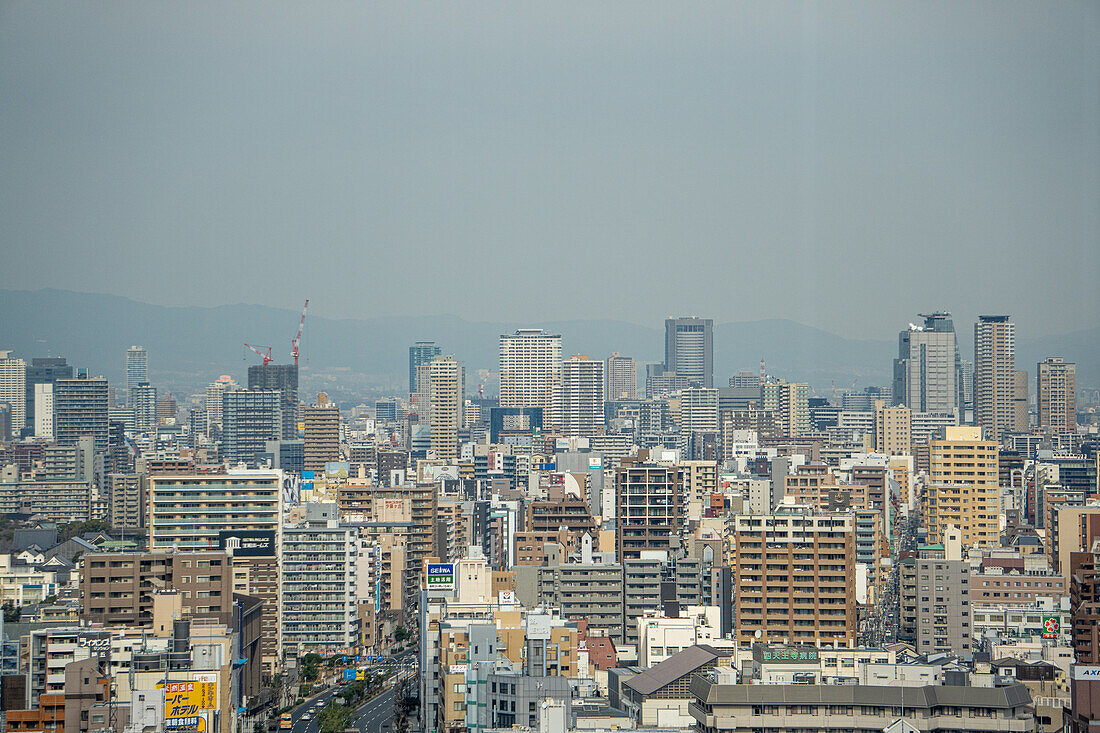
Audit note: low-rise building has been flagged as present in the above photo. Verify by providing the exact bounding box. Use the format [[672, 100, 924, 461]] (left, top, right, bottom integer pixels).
[[689, 675, 1034, 732]]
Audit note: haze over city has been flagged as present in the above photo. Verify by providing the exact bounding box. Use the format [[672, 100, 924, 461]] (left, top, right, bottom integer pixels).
[[2, 2, 1098, 336], [1, 4, 1099, 733]]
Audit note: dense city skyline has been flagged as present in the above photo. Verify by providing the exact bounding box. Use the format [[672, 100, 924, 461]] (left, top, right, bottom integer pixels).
[[2, 3, 1099, 732]]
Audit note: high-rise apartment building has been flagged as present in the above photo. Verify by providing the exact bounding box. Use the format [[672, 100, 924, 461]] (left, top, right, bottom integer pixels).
[[125, 345, 148, 403], [974, 315, 1017, 439], [1037, 357, 1076, 433], [893, 313, 961, 415], [499, 329, 562, 412], [107, 473, 145, 529], [222, 390, 283, 467], [924, 426, 998, 547], [426, 356, 464, 461], [605, 353, 637, 401], [205, 375, 238, 436], [131, 382, 158, 433], [247, 363, 299, 440], [729, 508, 857, 647], [148, 470, 282, 551], [760, 380, 810, 438], [1012, 369, 1029, 433], [679, 387, 719, 445], [24, 357, 72, 434], [615, 464, 683, 560], [281, 518, 358, 656], [875, 402, 912, 456], [409, 341, 442, 396], [664, 317, 713, 388], [0, 351, 27, 434], [556, 355, 604, 437], [33, 383, 54, 439], [303, 394, 341, 471], [53, 374, 109, 453]]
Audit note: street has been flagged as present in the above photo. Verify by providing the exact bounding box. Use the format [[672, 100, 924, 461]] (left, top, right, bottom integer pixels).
[[289, 649, 418, 733]]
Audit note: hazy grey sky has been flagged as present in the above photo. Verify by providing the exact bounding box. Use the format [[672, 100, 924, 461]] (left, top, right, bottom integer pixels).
[[2, 2, 1097, 338]]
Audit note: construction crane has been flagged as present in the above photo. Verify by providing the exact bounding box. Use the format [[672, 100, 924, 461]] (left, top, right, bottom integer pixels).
[[477, 370, 493, 399], [291, 299, 310, 366], [244, 343, 274, 366]]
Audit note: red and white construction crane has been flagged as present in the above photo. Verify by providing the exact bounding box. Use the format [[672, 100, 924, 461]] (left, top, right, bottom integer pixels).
[[244, 343, 274, 366], [291, 299, 310, 366]]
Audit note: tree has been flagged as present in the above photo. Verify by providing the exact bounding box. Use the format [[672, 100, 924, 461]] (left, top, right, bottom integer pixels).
[[394, 626, 410, 643], [2, 603, 20, 623], [58, 519, 111, 542], [318, 701, 352, 733], [300, 653, 322, 682]]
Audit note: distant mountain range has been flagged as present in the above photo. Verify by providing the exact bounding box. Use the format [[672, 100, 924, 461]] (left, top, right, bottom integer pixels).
[[0, 289, 1095, 402]]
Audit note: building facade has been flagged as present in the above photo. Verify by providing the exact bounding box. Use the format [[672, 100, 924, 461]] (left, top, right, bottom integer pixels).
[[499, 329, 562, 412], [556, 355, 604, 437], [664, 317, 713, 388], [974, 315, 1017, 439], [1037, 357, 1076, 433]]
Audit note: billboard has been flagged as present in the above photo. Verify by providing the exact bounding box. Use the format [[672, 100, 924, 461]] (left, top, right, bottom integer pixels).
[[325, 462, 350, 479], [281, 472, 301, 505], [164, 680, 217, 730], [1042, 616, 1060, 639], [76, 632, 112, 658], [1072, 665, 1100, 680], [753, 645, 821, 663], [217, 529, 276, 557], [426, 563, 455, 590]]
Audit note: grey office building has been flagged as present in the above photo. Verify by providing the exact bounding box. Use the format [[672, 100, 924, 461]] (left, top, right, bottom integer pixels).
[[893, 312, 963, 415], [913, 550, 972, 657], [409, 341, 442, 395], [247, 363, 299, 440], [23, 357, 72, 434], [223, 390, 283, 467], [53, 374, 109, 453], [664, 317, 713, 388]]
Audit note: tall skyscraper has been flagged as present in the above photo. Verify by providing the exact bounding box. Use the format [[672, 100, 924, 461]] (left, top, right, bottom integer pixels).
[[24, 357, 72, 434], [428, 355, 464, 461], [973, 315, 1017, 440], [1012, 369, 1029, 433], [499, 329, 562, 412], [303, 393, 341, 471], [409, 341, 442, 396], [125, 345, 148, 403], [893, 312, 961, 415], [605, 353, 637, 401], [131, 382, 158, 433], [663, 317, 713, 388], [1037, 357, 1077, 433], [222, 389, 283, 466], [0, 350, 27, 433], [556, 355, 604, 437], [247, 363, 299, 440], [54, 373, 110, 453]]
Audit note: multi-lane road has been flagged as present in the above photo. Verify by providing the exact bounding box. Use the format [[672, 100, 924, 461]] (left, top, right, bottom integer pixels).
[[289, 650, 417, 733]]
